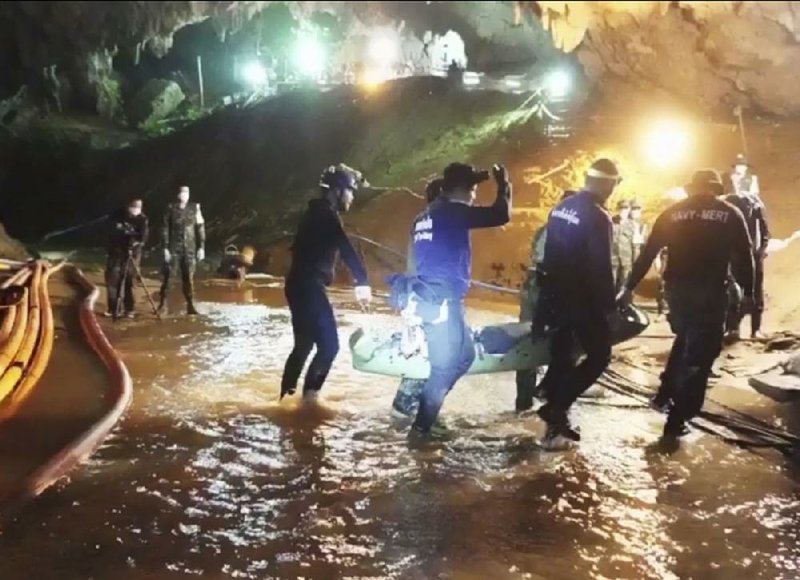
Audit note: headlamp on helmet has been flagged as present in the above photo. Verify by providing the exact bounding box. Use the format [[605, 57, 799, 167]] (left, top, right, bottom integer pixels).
[[320, 164, 368, 195]]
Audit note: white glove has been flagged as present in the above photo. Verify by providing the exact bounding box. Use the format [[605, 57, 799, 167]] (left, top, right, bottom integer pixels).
[[197, 248, 205, 262], [163, 249, 171, 263], [354, 285, 372, 304]]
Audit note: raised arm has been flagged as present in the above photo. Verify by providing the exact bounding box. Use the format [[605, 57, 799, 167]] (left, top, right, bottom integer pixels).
[[460, 165, 512, 229]]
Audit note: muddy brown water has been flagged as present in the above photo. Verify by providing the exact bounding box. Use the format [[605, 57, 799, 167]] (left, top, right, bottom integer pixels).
[[1, 279, 799, 580]]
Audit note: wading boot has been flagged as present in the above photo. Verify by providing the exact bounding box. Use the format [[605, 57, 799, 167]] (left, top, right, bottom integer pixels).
[[662, 416, 691, 440], [650, 392, 672, 414], [515, 394, 535, 413], [724, 329, 741, 345], [186, 299, 199, 316], [538, 404, 580, 451]]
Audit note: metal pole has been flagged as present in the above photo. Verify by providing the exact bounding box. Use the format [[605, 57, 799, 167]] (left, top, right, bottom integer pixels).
[[197, 55, 205, 109], [735, 106, 748, 156]]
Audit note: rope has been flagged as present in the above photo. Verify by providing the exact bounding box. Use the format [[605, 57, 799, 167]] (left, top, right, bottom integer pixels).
[[609, 364, 800, 445], [596, 366, 800, 456], [347, 232, 521, 296]]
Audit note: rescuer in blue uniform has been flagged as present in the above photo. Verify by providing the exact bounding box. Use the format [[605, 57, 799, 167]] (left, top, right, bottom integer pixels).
[[408, 162, 512, 437], [619, 170, 754, 441], [391, 177, 445, 420], [280, 164, 372, 401], [534, 158, 621, 449]]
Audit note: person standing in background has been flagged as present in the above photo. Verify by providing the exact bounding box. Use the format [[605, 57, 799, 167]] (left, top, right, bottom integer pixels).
[[105, 198, 148, 318], [612, 199, 631, 294], [159, 185, 206, 316], [725, 154, 770, 340]]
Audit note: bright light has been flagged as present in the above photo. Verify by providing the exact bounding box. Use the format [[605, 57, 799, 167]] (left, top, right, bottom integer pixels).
[[640, 118, 693, 169], [545, 69, 571, 99], [368, 34, 399, 67], [362, 67, 390, 88], [504, 76, 522, 89], [242, 61, 267, 87], [463, 72, 481, 86], [294, 33, 326, 78]]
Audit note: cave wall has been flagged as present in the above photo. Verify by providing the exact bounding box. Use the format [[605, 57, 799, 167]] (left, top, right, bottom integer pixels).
[[0, 1, 265, 117], [532, 1, 800, 115], [4, 1, 800, 118], [0, 1, 564, 122]]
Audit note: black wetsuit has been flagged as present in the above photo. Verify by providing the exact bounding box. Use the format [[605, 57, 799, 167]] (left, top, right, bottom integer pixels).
[[626, 194, 754, 430], [281, 198, 368, 396]]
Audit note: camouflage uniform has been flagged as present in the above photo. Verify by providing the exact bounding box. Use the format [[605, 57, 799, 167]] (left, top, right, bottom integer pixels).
[[611, 201, 630, 292], [614, 217, 647, 294], [515, 225, 547, 411], [159, 202, 205, 311]]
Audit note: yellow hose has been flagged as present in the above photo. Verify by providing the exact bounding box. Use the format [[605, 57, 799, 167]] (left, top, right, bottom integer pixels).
[[2, 265, 56, 410], [0, 263, 41, 403], [0, 269, 31, 344], [0, 286, 29, 377], [0, 268, 30, 345], [0, 265, 133, 516]]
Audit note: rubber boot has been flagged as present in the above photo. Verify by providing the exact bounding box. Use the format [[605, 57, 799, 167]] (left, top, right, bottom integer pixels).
[[515, 369, 536, 412], [186, 298, 199, 316], [663, 415, 690, 439]]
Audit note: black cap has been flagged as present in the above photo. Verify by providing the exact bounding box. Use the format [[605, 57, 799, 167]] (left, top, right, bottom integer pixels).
[[442, 163, 489, 190], [685, 169, 724, 196]]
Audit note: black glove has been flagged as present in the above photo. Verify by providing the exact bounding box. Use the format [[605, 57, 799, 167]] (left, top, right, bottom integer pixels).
[[492, 163, 509, 187]]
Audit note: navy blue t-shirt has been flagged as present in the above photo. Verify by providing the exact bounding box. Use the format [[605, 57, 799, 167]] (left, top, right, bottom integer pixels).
[[411, 186, 511, 299], [541, 190, 615, 312]]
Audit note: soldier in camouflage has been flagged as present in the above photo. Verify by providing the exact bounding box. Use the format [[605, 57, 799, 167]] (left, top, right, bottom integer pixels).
[[514, 223, 547, 411], [159, 185, 206, 315], [614, 199, 648, 294], [611, 199, 630, 293], [516, 189, 577, 412]]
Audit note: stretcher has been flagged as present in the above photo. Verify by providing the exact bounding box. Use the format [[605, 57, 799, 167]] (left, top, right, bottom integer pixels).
[[350, 306, 649, 379]]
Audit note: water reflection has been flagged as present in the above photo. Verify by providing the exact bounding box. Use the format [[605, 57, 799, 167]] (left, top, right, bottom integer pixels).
[[0, 281, 798, 579]]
